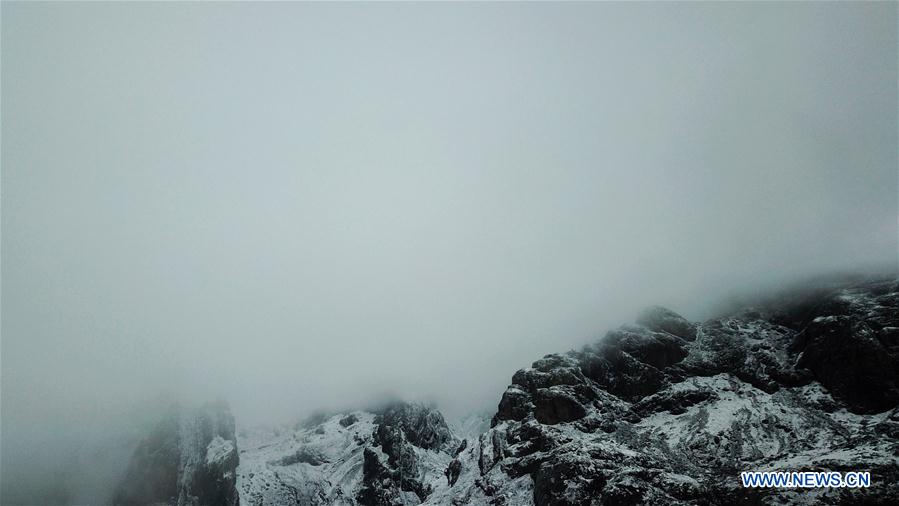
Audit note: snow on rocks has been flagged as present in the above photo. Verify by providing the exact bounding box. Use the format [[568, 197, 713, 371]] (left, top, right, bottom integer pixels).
[[228, 277, 899, 505]]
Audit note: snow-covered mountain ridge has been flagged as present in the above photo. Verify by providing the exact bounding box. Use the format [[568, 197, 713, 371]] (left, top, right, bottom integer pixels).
[[118, 277, 899, 505]]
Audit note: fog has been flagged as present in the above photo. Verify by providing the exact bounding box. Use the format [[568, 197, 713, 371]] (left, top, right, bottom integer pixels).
[[2, 2, 896, 504]]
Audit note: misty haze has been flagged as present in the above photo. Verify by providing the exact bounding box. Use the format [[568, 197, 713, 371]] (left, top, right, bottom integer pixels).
[[2, 2, 897, 506]]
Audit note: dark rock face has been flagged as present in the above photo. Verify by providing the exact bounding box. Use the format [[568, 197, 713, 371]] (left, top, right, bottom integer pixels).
[[113, 410, 181, 505], [280, 448, 327, 466], [631, 387, 718, 417], [453, 438, 468, 457], [607, 326, 690, 369], [496, 387, 532, 423], [356, 402, 454, 505], [376, 402, 454, 451], [532, 453, 606, 506], [445, 458, 463, 486], [637, 305, 698, 341], [369, 422, 431, 504], [357, 447, 406, 506], [445, 440, 470, 486], [579, 336, 675, 402], [478, 278, 899, 505], [114, 401, 239, 506], [533, 388, 587, 425], [792, 281, 899, 413]]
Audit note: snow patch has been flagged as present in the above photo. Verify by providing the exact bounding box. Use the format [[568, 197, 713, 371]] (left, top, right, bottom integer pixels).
[[206, 436, 235, 466]]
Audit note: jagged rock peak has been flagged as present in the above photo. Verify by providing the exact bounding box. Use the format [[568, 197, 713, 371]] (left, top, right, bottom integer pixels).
[[374, 401, 454, 451]]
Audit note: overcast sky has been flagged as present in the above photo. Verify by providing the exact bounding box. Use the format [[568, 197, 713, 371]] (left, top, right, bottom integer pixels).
[[2, 2, 897, 502]]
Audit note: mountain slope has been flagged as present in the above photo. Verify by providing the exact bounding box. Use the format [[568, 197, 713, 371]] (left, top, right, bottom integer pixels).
[[117, 277, 899, 505], [237, 403, 461, 506], [471, 278, 899, 505]]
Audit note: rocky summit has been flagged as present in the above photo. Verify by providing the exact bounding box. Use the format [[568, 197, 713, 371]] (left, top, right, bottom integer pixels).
[[118, 277, 899, 505]]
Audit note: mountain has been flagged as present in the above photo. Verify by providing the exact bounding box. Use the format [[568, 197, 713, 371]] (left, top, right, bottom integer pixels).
[[475, 278, 899, 505], [236, 403, 463, 505], [114, 401, 239, 506], [116, 277, 899, 505]]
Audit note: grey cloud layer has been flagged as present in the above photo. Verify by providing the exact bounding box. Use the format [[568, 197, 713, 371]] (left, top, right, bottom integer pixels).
[[2, 2, 896, 503]]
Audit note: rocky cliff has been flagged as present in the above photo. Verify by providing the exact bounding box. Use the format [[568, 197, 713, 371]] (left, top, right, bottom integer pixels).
[[113, 401, 239, 506], [471, 278, 899, 505]]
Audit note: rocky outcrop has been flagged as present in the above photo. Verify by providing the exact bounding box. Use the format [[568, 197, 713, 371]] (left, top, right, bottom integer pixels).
[[375, 402, 454, 452], [637, 305, 697, 341], [792, 282, 899, 413], [114, 401, 239, 506], [237, 402, 460, 506], [363, 402, 451, 504], [474, 278, 899, 505], [357, 447, 409, 506]]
